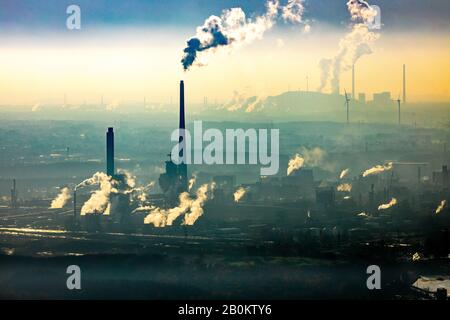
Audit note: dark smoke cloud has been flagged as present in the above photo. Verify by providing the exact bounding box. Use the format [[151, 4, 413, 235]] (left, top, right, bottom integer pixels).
[[182, 16, 229, 71], [181, 0, 307, 71]]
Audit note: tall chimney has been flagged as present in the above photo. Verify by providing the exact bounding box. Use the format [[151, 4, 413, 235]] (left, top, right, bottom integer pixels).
[[403, 64, 406, 104], [106, 127, 115, 176], [179, 81, 188, 189], [10, 179, 17, 209], [179, 81, 185, 131], [73, 190, 77, 219], [352, 64, 355, 100]]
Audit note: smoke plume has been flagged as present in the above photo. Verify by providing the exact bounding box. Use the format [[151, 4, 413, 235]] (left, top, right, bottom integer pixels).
[[76, 172, 109, 190], [143, 183, 214, 227], [50, 187, 71, 209], [234, 187, 247, 202], [181, 0, 307, 70], [435, 200, 446, 214], [115, 170, 155, 203], [183, 184, 211, 225], [358, 212, 369, 217], [362, 162, 393, 177], [287, 153, 305, 175], [287, 147, 330, 175], [77, 172, 118, 215], [188, 175, 197, 192], [340, 168, 350, 179], [318, 0, 379, 93], [378, 198, 397, 210], [337, 183, 352, 192], [301, 147, 327, 168], [282, 0, 306, 23], [134, 181, 155, 202]]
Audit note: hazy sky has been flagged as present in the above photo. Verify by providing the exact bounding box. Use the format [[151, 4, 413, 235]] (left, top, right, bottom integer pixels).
[[0, 0, 449, 105]]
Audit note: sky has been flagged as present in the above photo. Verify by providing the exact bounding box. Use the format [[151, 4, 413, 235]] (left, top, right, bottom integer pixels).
[[0, 0, 449, 106]]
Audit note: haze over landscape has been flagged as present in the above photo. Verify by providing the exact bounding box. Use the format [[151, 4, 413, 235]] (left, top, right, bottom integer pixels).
[[0, 0, 449, 301]]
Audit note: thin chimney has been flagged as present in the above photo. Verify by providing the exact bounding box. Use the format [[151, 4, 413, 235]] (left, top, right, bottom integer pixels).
[[179, 81, 188, 190], [106, 127, 115, 176]]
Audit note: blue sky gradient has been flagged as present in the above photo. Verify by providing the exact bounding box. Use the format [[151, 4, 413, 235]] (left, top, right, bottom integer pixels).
[[0, 0, 449, 33]]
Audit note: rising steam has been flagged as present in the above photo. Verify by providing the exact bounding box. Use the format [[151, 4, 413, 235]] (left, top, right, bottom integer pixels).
[[76, 172, 118, 216], [340, 168, 350, 179], [435, 200, 446, 214], [362, 162, 393, 177], [234, 187, 247, 202], [143, 183, 215, 227], [50, 187, 71, 209], [287, 153, 305, 175], [183, 183, 212, 225], [181, 0, 307, 70], [287, 147, 329, 175], [337, 183, 352, 192], [358, 212, 369, 217], [318, 0, 380, 93], [188, 175, 197, 192], [378, 198, 397, 210], [282, 0, 306, 23]]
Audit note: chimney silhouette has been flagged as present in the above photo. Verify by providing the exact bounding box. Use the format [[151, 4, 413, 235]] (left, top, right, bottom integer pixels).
[[179, 81, 188, 189], [106, 127, 115, 176], [10, 179, 17, 209]]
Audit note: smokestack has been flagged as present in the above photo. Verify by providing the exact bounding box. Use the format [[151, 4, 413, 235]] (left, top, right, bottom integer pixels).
[[180, 81, 185, 131], [106, 127, 115, 176], [73, 190, 77, 218], [10, 179, 17, 209], [352, 64, 355, 100], [403, 64, 406, 104], [179, 81, 188, 189]]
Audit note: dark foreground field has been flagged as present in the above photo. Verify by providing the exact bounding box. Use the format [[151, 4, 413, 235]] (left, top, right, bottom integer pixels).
[[1, 253, 448, 300]]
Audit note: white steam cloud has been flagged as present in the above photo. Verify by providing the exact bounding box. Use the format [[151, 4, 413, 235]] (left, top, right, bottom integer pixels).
[[318, 0, 380, 93], [233, 187, 247, 202], [282, 0, 306, 23], [182, 0, 307, 70], [435, 200, 446, 214], [77, 172, 118, 216], [287, 153, 305, 175], [378, 198, 397, 210], [188, 175, 197, 192], [362, 162, 393, 177], [337, 183, 352, 192], [287, 147, 329, 175], [340, 168, 350, 179], [50, 187, 71, 209], [143, 183, 215, 227], [358, 212, 369, 217]]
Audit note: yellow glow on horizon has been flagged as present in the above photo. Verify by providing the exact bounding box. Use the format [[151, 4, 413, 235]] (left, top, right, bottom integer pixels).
[[0, 29, 449, 106]]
